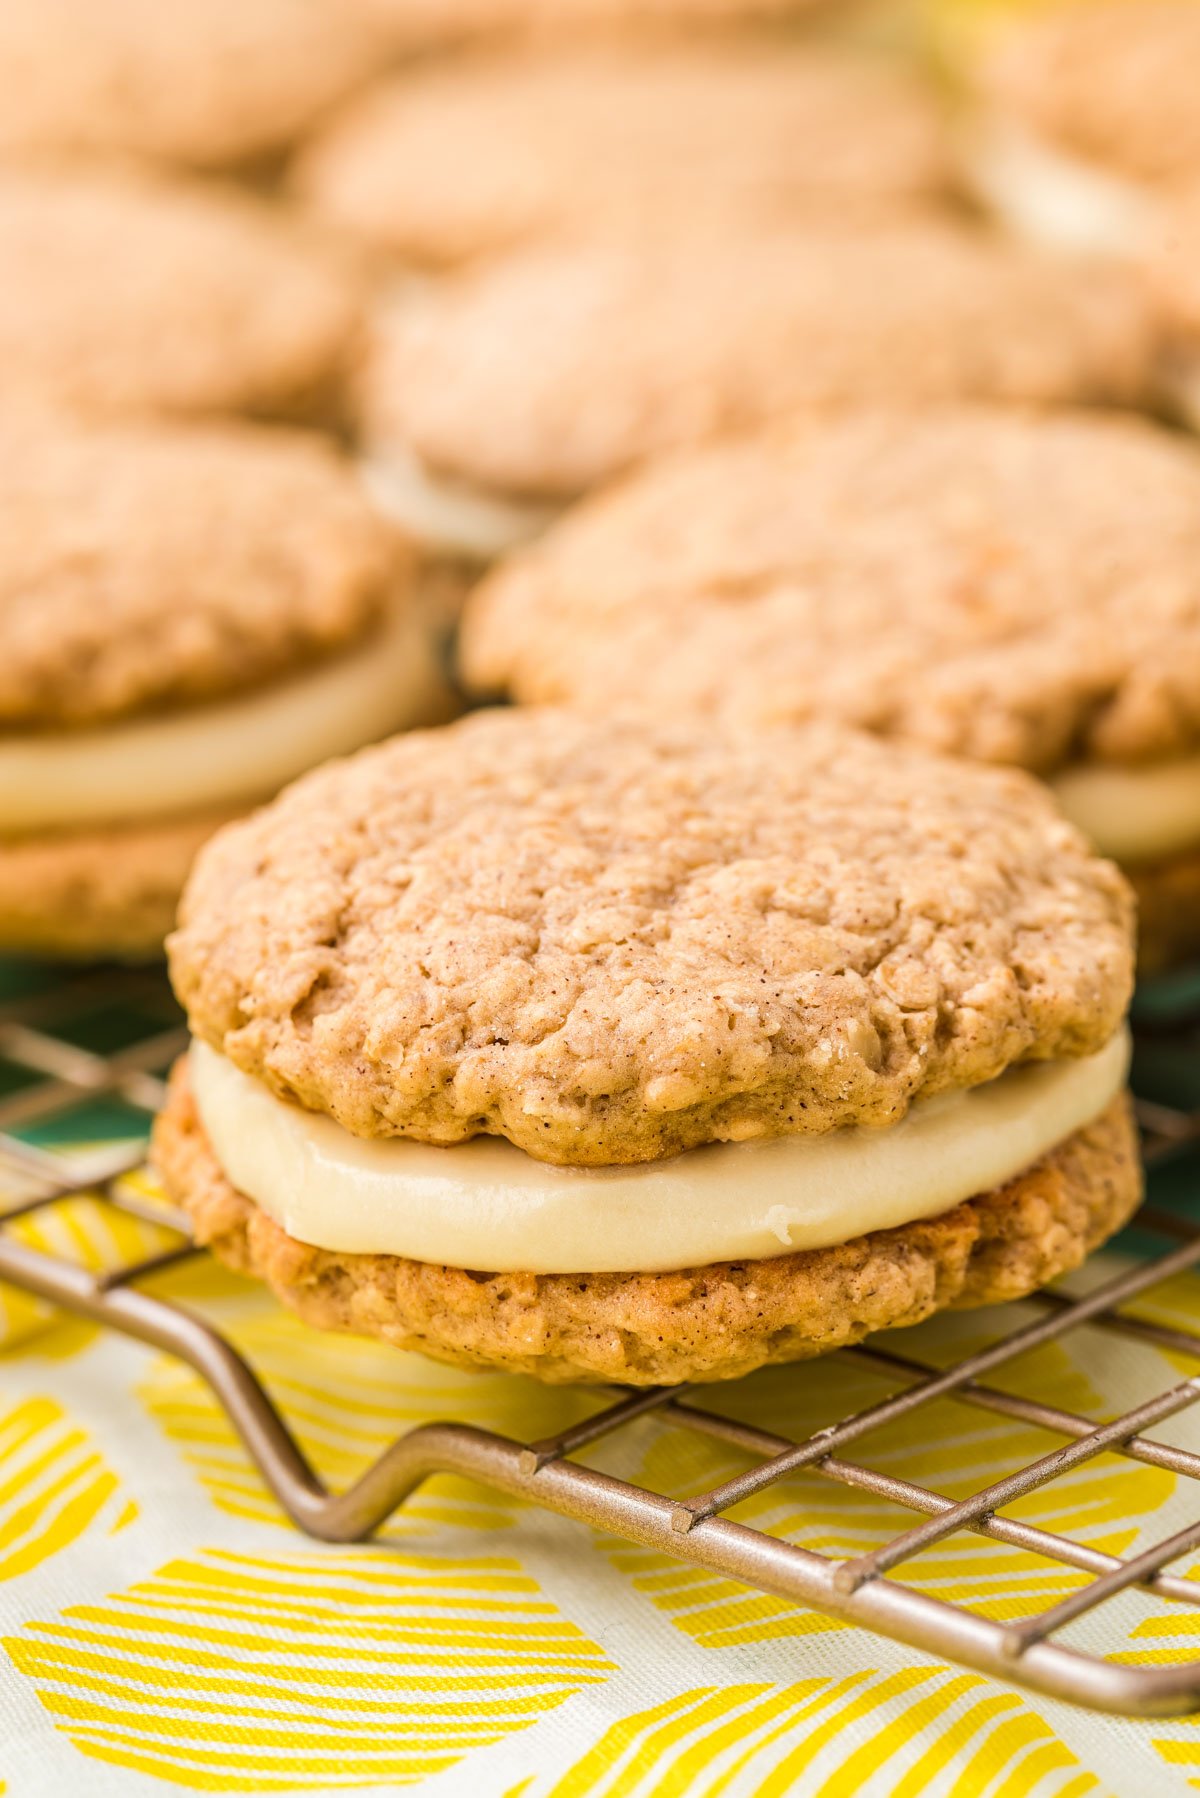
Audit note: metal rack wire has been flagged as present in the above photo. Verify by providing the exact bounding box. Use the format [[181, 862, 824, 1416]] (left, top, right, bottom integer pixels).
[[5, 963, 1200, 1717]]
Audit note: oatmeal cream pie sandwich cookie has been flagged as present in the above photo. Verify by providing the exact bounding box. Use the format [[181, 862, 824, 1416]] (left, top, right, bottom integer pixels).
[[961, 0, 1200, 258], [464, 408, 1200, 973], [156, 709, 1139, 1386], [0, 0, 383, 176], [357, 220, 1152, 563], [0, 413, 451, 959]]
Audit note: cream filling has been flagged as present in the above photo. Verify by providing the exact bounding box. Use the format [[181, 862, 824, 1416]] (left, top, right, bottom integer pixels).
[[0, 604, 446, 836], [189, 1029, 1129, 1275], [1052, 754, 1200, 863], [363, 445, 560, 562], [963, 114, 1158, 257]]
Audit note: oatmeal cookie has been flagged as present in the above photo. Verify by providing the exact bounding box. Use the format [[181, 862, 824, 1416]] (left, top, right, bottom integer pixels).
[[169, 709, 1134, 1166]]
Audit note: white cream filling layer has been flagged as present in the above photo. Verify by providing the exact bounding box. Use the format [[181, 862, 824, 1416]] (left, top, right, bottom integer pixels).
[[963, 114, 1158, 257], [1052, 754, 1200, 862], [190, 1029, 1129, 1275], [363, 445, 560, 561], [0, 604, 445, 836]]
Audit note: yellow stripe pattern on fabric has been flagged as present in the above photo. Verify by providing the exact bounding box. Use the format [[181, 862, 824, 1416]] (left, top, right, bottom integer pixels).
[[4, 1546, 614, 1791], [4, 1145, 1198, 1791], [0, 1397, 132, 1581], [137, 1304, 598, 1537], [511, 1669, 1110, 1798], [602, 1336, 1175, 1649], [1, 1163, 183, 1354]]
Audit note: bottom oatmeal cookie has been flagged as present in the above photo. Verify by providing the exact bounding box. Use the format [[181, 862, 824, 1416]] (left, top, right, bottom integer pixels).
[[1129, 848, 1200, 976], [0, 812, 238, 961], [155, 1062, 1141, 1385]]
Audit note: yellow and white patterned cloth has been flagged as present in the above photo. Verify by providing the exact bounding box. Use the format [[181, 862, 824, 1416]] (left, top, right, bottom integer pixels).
[[3, 1165, 1200, 1798], [0, 0, 1192, 1779]]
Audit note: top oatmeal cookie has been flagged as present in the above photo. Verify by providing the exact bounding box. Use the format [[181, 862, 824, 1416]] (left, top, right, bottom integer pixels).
[[169, 709, 1134, 1167], [359, 223, 1152, 500], [461, 408, 1200, 773], [0, 414, 400, 731], [0, 0, 381, 173], [0, 166, 361, 424], [297, 43, 947, 269], [973, 0, 1200, 189]]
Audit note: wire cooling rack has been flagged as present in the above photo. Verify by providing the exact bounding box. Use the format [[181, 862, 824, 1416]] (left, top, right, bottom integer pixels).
[[5, 964, 1200, 1717]]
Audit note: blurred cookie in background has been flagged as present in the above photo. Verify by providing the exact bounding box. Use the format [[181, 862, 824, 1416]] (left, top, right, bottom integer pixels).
[[0, 413, 453, 959], [1144, 183, 1200, 432], [335, 0, 827, 55], [961, 0, 1200, 256], [357, 220, 1152, 571], [0, 0, 384, 177], [297, 42, 950, 272], [462, 407, 1200, 970], [0, 166, 362, 426]]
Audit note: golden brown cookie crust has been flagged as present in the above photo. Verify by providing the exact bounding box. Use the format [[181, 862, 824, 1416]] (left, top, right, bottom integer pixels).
[[0, 811, 239, 961], [1128, 846, 1200, 975], [0, 418, 401, 730], [359, 224, 1151, 500], [0, 0, 381, 174], [169, 710, 1134, 1166], [155, 1064, 1141, 1384], [462, 408, 1200, 773], [0, 167, 362, 425], [975, 0, 1200, 188], [298, 45, 946, 269]]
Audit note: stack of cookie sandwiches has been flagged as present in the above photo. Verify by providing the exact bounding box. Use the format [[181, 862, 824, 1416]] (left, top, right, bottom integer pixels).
[[463, 406, 1200, 973], [156, 710, 1140, 1385], [0, 413, 450, 959], [356, 219, 1153, 578], [296, 38, 949, 579]]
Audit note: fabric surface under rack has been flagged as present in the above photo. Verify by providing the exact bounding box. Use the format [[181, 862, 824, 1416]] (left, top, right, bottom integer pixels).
[[3, 958, 1200, 1795]]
